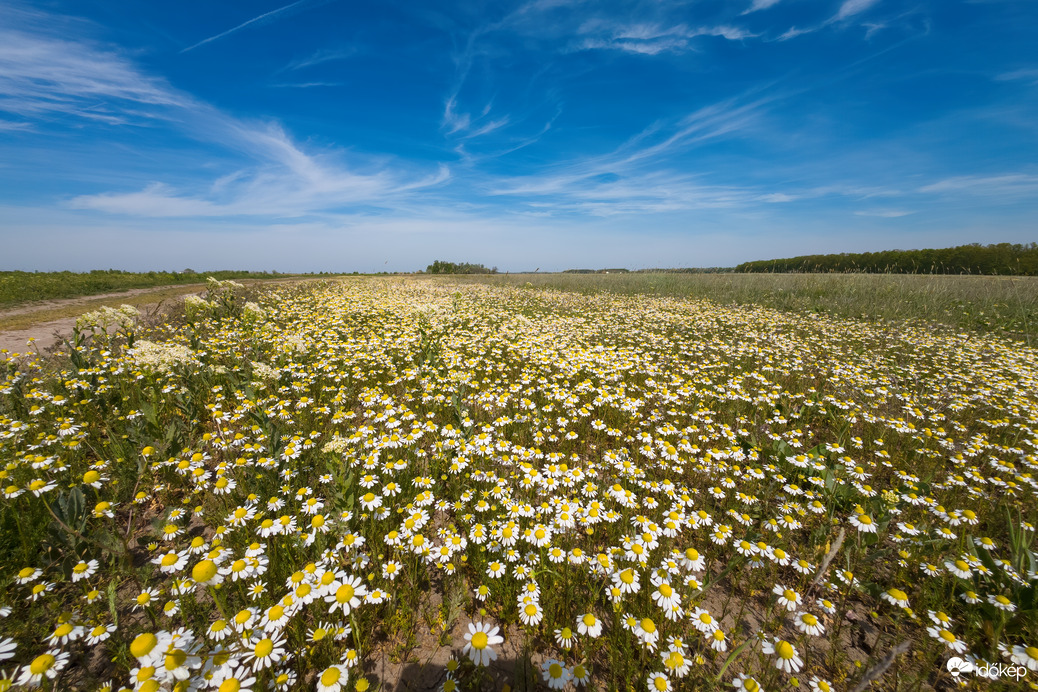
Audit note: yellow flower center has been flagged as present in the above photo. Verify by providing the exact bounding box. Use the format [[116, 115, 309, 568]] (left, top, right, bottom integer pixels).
[[471, 632, 489, 649], [130, 633, 158, 658], [776, 641, 795, 659], [321, 668, 341, 685], [783, 589, 796, 601], [336, 584, 355, 603], [641, 618, 656, 634], [620, 569, 634, 584], [659, 584, 673, 597], [801, 614, 818, 626], [549, 663, 563, 678], [164, 649, 187, 671], [218, 680, 241, 692], [29, 653, 56, 675], [83, 470, 100, 484], [192, 559, 218, 583], [254, 638, 274, 658], [54, 623, 73, 637], [268, 605, 285, 621]]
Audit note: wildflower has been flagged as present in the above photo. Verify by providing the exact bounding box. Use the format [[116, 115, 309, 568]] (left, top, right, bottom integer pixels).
[[16, 650, 69, 688], [463, 622, 503, 667], [192, 559, 223, 586], [542, 659, 571, 689], [153, 550, 188, 574], [577, 612, 602, 638], [690, 607, 717, 633], [773, 585, 802, 612], [794, 612, 825, 636], [572, 662, 591, 687], [1010, 645, 1038, 671], [613, 567, 641, 594], [733, 674, 762, 691], [881, 588, 910, 608], [0, 636, 15, 661], [47, 622, 85, 646], [519, 601, 543, 627], [636, 618, 659, 650], [662, 647, 691, 678], [926, 626, 967, 653], [246, 633, 286, 671], [317, 665, 349, 692], [85, 624, 116, 645], [763, 638, 803, 673], [708, 628, 728, 652], [555, 627, 575, 649], [647, 671, 672, 691], [988, 594, 1017, 612], [326, 576, 368, 616], [809, 676, 834, 692]]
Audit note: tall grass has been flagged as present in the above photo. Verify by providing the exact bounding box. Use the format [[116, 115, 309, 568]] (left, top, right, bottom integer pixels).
[[428, 272, 1038, 344], [0, 270, 297, 308]]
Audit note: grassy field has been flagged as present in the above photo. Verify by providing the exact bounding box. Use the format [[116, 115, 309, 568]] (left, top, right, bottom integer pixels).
[[0, 270, 297, 308], [0, 276, 1036, 691], [437, 272, 1038, 345]]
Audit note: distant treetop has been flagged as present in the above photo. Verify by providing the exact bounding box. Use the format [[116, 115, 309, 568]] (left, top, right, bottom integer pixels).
[[425, 261, 498, 274], [735, 242, 1038, 275]]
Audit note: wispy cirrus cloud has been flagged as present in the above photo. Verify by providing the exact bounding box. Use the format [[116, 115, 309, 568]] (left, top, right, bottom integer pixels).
[[777, 0, 882, 41], [918, 174, 1038, 197], [742, 0, 783, 16], [0, 26, 180, 125], [180, 0, 338, 53], [573, 21, 756, 55], [835, 0, 882, 22], [996, 68, 1038, 84], [1, 13, 447, 218], [281, 46, 357, 72]]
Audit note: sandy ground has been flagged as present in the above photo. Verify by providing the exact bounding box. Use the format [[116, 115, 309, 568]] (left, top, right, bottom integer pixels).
[[0, 284, 205, 355]]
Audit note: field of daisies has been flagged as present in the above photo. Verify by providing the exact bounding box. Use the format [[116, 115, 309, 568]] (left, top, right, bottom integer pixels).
[[0, 276, 1036, 691]]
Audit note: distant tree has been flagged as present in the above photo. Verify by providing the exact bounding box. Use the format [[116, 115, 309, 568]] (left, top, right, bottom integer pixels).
[[735, 242, 1038, 276], [425, 261, 498, 274]]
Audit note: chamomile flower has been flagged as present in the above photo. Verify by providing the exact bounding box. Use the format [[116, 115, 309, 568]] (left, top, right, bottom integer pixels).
[[794, 612, 825, 636], [542, 659, 571, 689], [763, 638, 803, 673], [463, 622, 503, 667], [317, 665, 349, 692], [577, 613, 602, 638]]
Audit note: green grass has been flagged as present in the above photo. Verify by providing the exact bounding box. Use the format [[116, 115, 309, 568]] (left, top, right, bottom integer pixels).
[[426, 272, 1038, 345], [0, 270, 303, 307]]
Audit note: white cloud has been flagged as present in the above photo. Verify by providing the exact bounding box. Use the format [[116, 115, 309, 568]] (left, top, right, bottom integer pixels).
[[0, 15, 448, 219], [996, 68, 1038, 84], [918, 174, 1038, 197], [181, 0, 335, 53], [742, 0, 783, 15], [835, 0, 881, 22]]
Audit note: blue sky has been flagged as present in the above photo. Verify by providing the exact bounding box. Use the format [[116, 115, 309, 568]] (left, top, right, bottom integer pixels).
[[1, 0, 1035, 271]]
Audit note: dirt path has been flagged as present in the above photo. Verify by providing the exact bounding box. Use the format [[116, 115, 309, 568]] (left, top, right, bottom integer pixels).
[[0, 284, 211, 356]]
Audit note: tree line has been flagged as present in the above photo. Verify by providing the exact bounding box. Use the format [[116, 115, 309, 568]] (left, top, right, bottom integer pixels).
[[735, 243, 1038, 275], [424, 261, 498, 274]]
